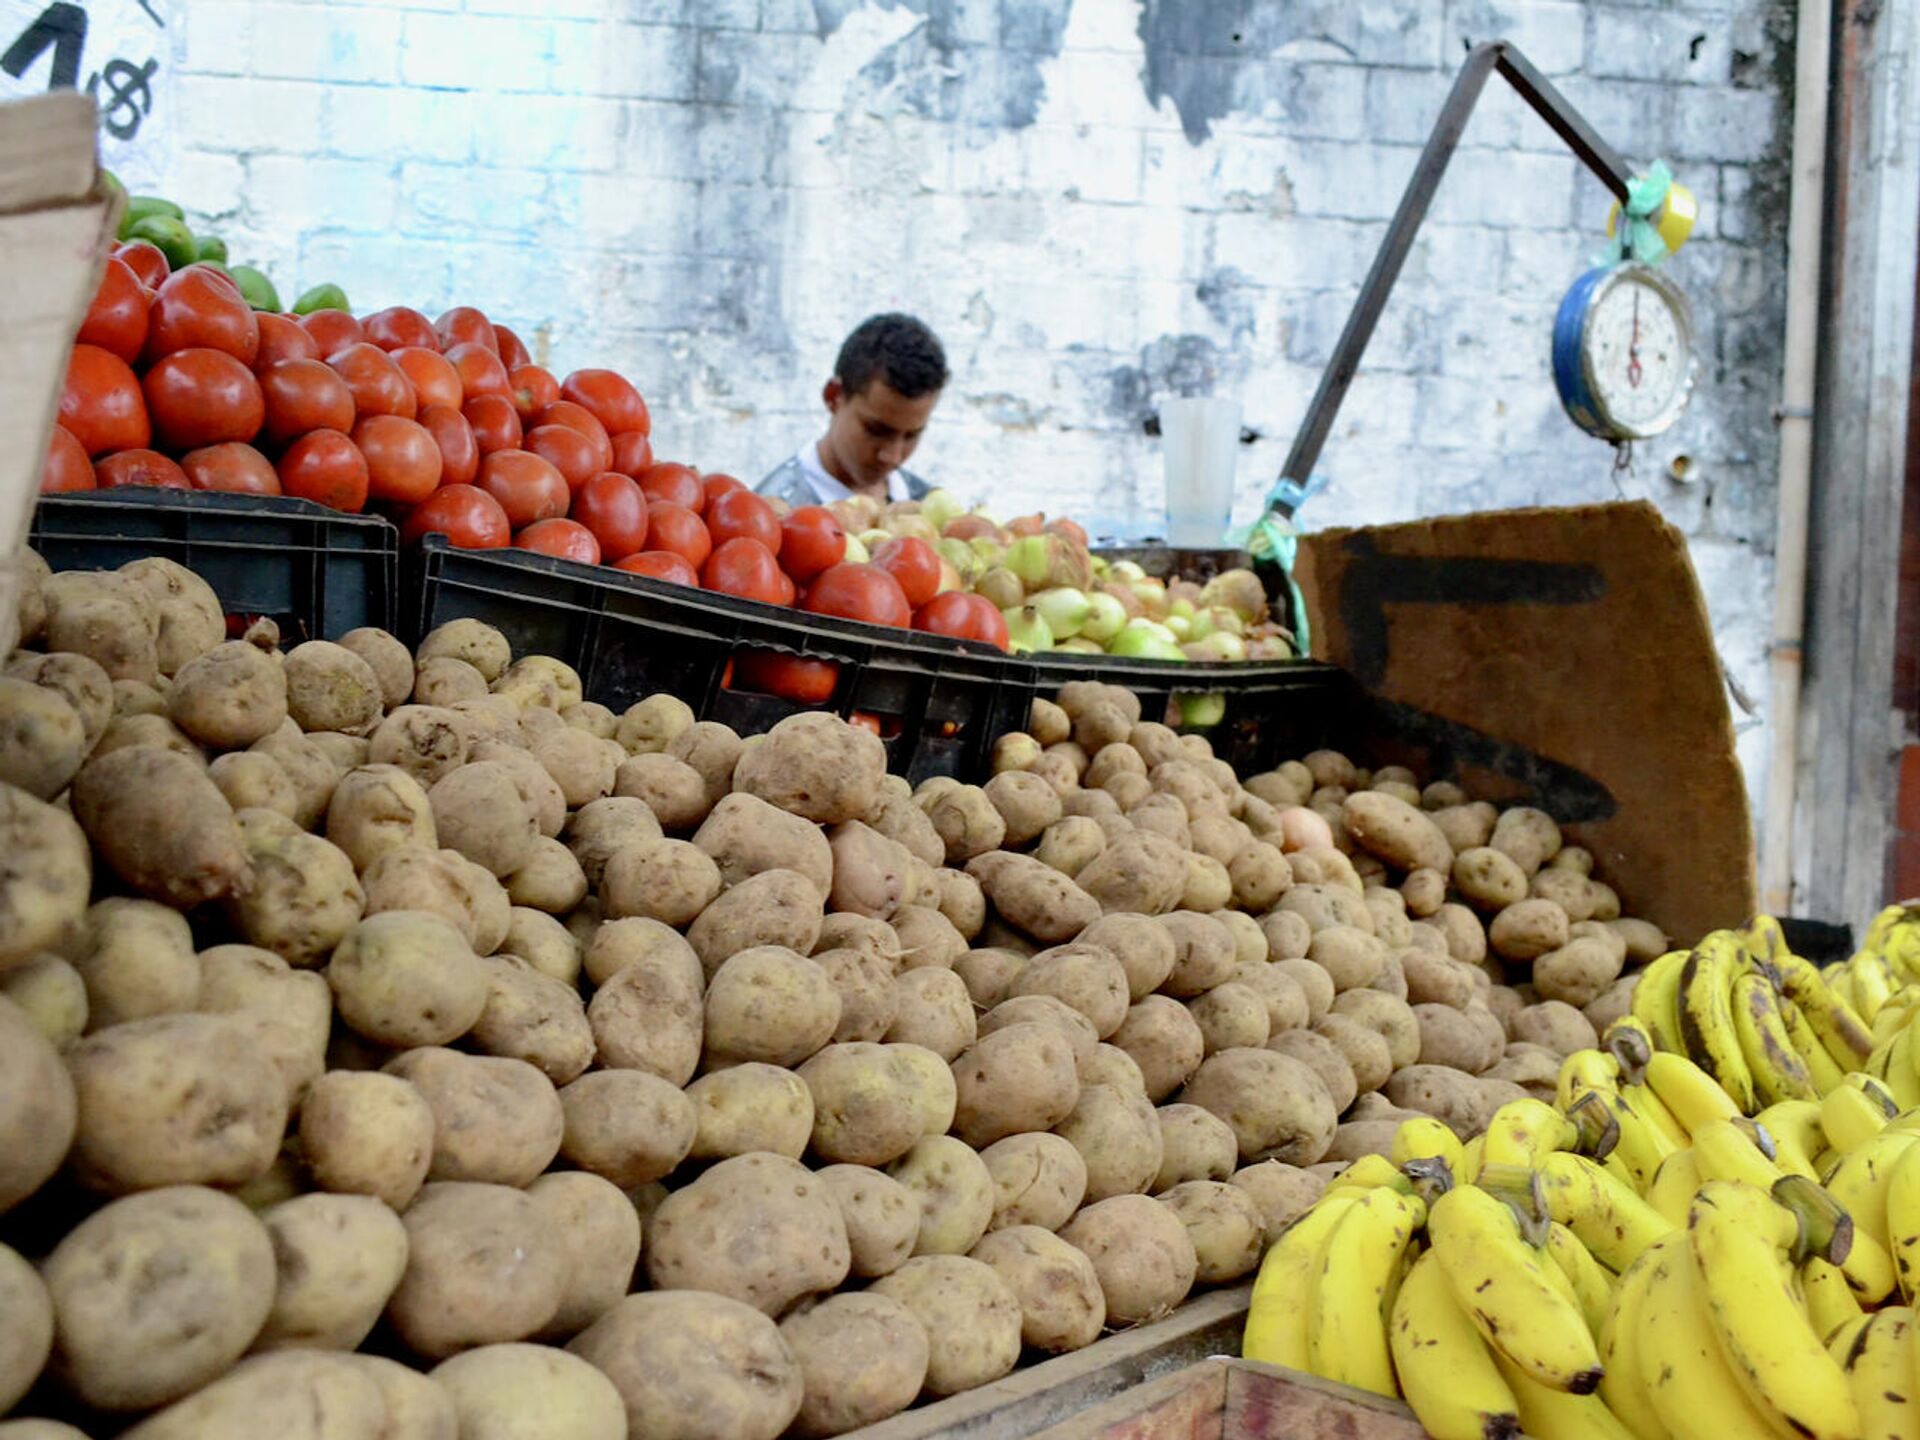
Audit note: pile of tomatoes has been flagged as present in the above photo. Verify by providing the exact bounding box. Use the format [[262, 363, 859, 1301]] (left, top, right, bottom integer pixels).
[[43, 240, 1013, 692]]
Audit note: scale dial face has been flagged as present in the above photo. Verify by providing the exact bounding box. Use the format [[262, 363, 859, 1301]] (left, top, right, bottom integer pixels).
[[1580, 266, 1695, 439]]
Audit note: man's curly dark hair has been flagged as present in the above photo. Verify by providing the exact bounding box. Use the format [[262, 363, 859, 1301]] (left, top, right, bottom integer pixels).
[[833, 313, 949, 400]]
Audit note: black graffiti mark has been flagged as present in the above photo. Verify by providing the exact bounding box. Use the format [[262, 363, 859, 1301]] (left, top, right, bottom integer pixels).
[[1336, 531, 1608, 688], [2, 3, 88, 91], [135, 0, 163, 27], [1362, 695, 1618, 824], [89, 54, 155, 138]]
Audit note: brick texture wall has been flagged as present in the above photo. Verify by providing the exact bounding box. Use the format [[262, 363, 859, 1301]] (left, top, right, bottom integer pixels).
[[167, 0, 1792, 800]]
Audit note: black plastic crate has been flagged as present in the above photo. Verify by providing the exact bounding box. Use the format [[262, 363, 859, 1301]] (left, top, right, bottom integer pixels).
[[407, 537, 1353, 783], [30, 491, 400, 641]]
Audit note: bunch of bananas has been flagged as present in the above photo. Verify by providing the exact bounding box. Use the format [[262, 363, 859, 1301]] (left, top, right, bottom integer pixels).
[[1243, 906, 1920, 1440]]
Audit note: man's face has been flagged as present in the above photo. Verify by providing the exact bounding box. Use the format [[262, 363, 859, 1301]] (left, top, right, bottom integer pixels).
[[822, 376, 940, 494]]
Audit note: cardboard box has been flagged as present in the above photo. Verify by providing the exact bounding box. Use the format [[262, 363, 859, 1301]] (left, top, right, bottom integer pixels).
[[1295, 500, 1755, 943]]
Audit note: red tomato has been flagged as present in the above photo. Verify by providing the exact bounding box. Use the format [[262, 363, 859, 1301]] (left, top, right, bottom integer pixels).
[[637, 462, 703, 513], [849, 712, 883, 736], [462, 393, 522, 455], [277, 429, 369, 512], [610, 429, 653, 476], [509, 365, 559, 424], [706, 489, 782, 558], [733, 651, 839, 705], [477, 449, 569, 528], [328, 343, 417, 421], [353, 415, 443, 505], [60, 343, 150, 455], [702, 472, 746, 508], [494, 323, 531, 370], [402, 484, 510, 549], [115, 239, 169, 289], [143, 348, 265, 450], [94, 449, 189, 489], [259, 358, 356, 447], [570, 471, 650, 561], [419, 404, 479, 487], [515, 517, 601, 565], [779, 505, 846, 582], [804, 563, 912, 628], [702, 537, 785, 603], [446, 342, 511, 402], [78, 257, 150, 364], [392, 347, 462, 412], [913, 591, 1010, 651], [646, 502, 712, 569], [180, 442, 281, 494], [535, 401, 613, 473], [363, 306, 437, 352], [560, 368, 649, 436], [614, 551, 698, 586], [872, 536, 941, 609], [523, 424, 602, 493], [300, 308, 365, 356], [435, 306, 496, 354], [41, 424, 94, 492], [254, 312, 320, 371], [773, 568, 797, 606]]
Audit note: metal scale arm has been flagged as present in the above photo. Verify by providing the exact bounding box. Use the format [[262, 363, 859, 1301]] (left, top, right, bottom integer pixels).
[[1270, 41, 1637, 518]]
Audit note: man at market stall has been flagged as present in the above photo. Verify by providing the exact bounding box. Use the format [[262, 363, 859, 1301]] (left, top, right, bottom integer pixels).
[[755, 313, 949, 508]]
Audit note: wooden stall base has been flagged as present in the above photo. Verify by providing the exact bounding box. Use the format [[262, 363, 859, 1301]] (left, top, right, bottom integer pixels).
[[846, 1285, 1253, 1440], [1030, 1358, 1430, 1440]]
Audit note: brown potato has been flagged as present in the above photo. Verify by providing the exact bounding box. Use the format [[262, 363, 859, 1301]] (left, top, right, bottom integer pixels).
[[386, 1046, 563, 1187], [298, 1070, 434, 1211], [646, 1152, 851, 1314], [688, 868, 825, 976], [818, 1164, 923, 1279], [527, 1171, 644, 1342], [253, 1194, 408, 1352], [950, 1022, 1083, 1148], [567, 1291, 802, 1440], [705, 945, 842, 1067], [1159, 1179, 1265, 1283], [1008, 945, 1129, 1037], [688, 1062, 815, 1161], [588, 940, 704, 1084], [328, 910, 487, 1048], [732, 712, 883, 823], [388, 1182, 568, 1359], [225, 808, 365, 966], [1158, 910, 1237, 998], [1054, 1082, 1163, 1200], [969, 1225, 1104, 1353], [45, 1185, 275, 1410], [1179, 1047, 1336, 1164], [890, 1135, 996, 1255], [1109, 995, 1207, 1101], [559, 1069, 696, 1186], [431, 1343, 625, 1440], [1058, 1195, 1196, 1326], [0, 995, 75, 1212], [614, 751, 712, 830], [868, 1255, 1022, 1396], [71, 747, 246, 908], [781, 1292, 929, 1437]]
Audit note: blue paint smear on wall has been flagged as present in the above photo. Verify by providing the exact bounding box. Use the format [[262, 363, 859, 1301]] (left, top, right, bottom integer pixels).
[[813, 0, 1072, 128]]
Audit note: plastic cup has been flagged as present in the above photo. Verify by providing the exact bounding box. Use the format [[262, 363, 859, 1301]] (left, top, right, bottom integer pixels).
[[1160, 397, 1241, 547]]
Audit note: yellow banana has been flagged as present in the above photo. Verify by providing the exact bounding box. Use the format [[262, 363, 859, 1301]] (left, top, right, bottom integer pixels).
[[1824, 1130, 1917, 1255], [1648, 1148, 1704, 1227], [1458, 1133, 1485, 1185], [1732, 970, 1819, 1105], [1801, 1257, 1865, 1344], [1537, 1150, 1675, 1270], [1488, 1349, 1638, 1440], [1638, 1231, 1788, 1440], [1428, 1182, 1603, 1394], [1632, 950, 1691, 1056], [1542, 1222, 1613, 1337], [1306, 1186, 1425, 1396], [1678, 943, 1758, 1113], [1861, 905, 1912, 960], [1482, 1098, 1582, 1169], [1389, 1249, 1523, 1440], [1825, 1311, 1871, 1362], [1325, 1153, 1414, 1195], [1619, 1075, 1692, 1150], [1745, 914, 1790, 965], [1778, 993, 1851, 1094], [1581, 1089, 1674, 1191], [1644, 1050, 1744, 1135], [1390, 1115, 1464, 1174], [1692, 1118, 1786, 1190], [1556, 1047, 1620, 1113], [1822, 1081, 1893, 1154], [1597, 1245, 1676, 1440], [1850, 954, 1896, 1022], [1777, 952, 1875, 1069], [1756, 1100, 1825, 1179], [1885, 1137, 1920, 1301], [1242, 1192, 1359, 1369], [1841, 1306, 1920, 1440], [1689, 1180, 1859, 1440]]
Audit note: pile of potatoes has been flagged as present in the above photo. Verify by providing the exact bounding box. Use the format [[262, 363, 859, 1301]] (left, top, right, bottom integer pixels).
[[0, 547, 1670, 1440]]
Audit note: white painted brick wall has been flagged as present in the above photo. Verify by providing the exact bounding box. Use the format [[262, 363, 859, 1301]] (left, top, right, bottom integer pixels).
[[160, 0, 1788, 811]]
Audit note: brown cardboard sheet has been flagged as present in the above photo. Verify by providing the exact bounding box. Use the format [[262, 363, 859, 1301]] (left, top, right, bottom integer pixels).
[[1294, 500, 1754, 944]]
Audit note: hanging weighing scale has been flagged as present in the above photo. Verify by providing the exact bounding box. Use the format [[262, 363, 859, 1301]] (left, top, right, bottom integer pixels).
[[1250, 41, 1703, 649]]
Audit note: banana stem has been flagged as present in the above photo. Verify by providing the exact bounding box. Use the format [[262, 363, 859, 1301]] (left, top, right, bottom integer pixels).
[[1476, 1163, 1551, 1246], [1606, 1025, 1653, 1081], [1772, 1174, 1856, 1266], [1566, 1090, 1622, 1161]]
